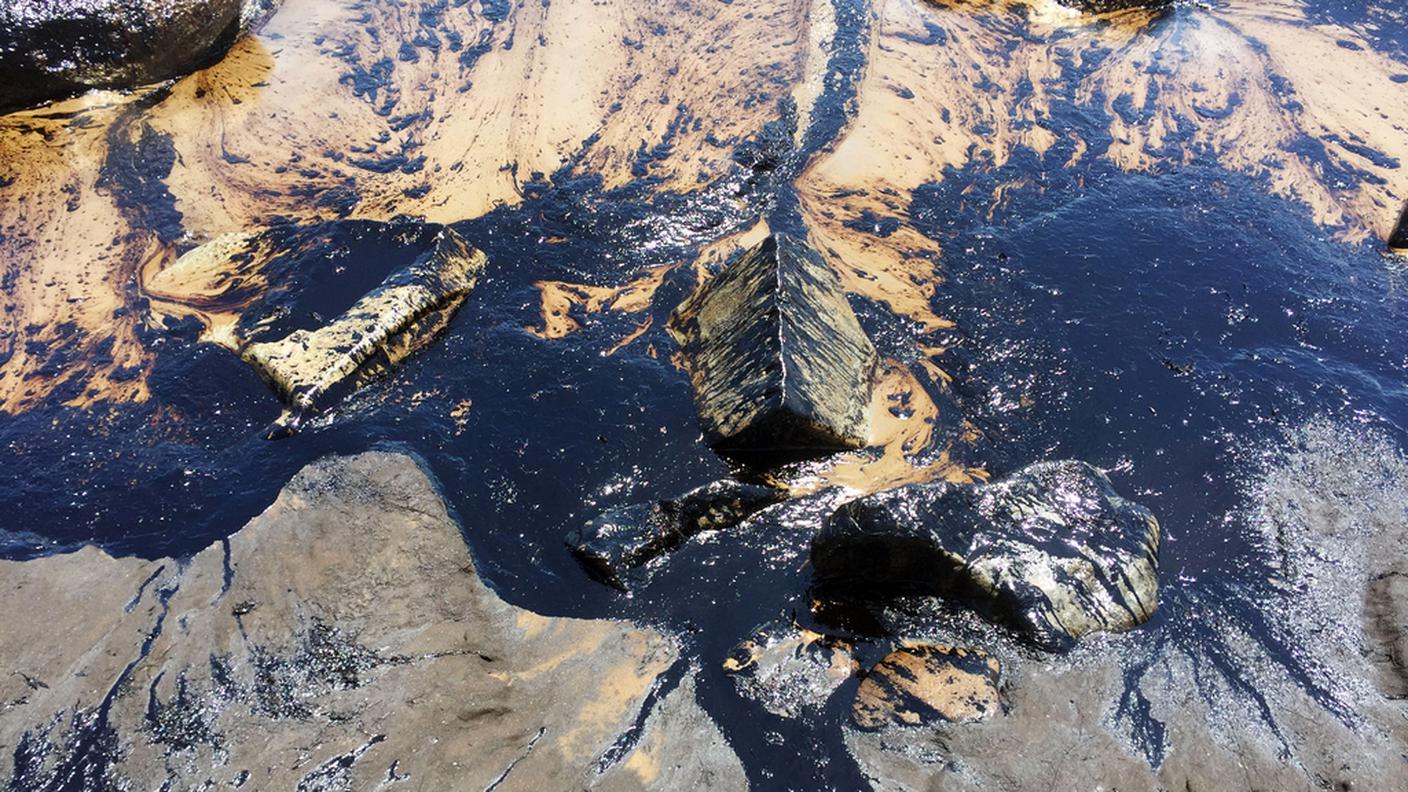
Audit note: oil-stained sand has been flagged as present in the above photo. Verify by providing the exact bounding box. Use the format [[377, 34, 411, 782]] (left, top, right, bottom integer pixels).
[[1, 0, 1407, 788]]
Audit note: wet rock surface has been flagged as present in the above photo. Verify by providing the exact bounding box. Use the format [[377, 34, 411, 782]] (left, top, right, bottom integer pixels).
[[814, 460, 1161, 650], [0, 0, 280, 113], [848, 422, 1408, 791], [1057, 0, 1175, 12], [238, 227, 486, 433], [568, 479, 786, 590], [1390, 202, 1408, 253], [852, 644, 1001, 730], [670, 233, 878, 456], [0, 452, 743, 789], [724, 620, 860, 720]]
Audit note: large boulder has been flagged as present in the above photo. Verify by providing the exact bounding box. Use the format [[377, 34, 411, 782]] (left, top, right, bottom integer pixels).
[[568, 478, 785, 590], [0, 452, 744, 789], [812, 461, 1161, 650], [0, 0, 280, 113], [670, 233, 878, 457]]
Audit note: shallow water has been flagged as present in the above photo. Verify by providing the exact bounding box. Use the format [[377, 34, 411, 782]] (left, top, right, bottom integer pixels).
[[2, 0, 1406, 788]]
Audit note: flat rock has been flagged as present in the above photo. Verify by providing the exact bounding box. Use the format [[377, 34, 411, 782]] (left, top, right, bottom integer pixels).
[[0, 0, 280, 113], [723, 619, 859, 719], [0, 451, 742, 790], [236, 226, 485, 433], [813, 460, 1161, 650], [670, 232, 878, 456], [852, 644, 1001, 730], [567, 478, 785, 589]]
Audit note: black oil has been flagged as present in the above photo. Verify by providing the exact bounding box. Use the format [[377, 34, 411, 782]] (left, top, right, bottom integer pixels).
[[3, 0, 1407, 789]]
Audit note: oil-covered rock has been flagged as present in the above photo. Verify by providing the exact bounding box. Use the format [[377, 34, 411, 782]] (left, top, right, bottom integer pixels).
[[236, 226, 486, 434], [670, 233, 878, 457], [568, 478, 785, 590], [813, 461, 1161, 650], [0, 0, 281, 113]]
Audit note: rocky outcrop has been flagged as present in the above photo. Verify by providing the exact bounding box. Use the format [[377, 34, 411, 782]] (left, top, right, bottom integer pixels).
[[852, 644, 1001, 730], [723, 620, 859, 719], [0, 452, 744, 790], [0, 0, 280, 113], [568, 479, 785, 590], [239, 227, 485, 434], [669, 233, 878, 457], [813, 461, 1160, 650]]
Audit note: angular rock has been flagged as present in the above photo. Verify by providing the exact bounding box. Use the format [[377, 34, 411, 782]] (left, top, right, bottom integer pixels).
[[852, 643, 1001, 730], [568, 478, 785, 590], [240, 226, 485, 433], [723, 619, 859, 718], [670, 233, 878, 456], [0, 0, 280, 113], [813, 461, 1160, 650], [0, 452, 730, 790], [1390, 202, 1408, 254]]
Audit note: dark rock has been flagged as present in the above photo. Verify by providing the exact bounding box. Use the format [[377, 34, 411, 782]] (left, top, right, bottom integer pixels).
[[0, 0, 281, 113], [852, 643, 1001, 730], [1390, 202, 1408, 253], [239, 226, 486, 434], [568, 479, 785, 590], [670, 233, 878, 457], [723, 619, 859, 719], [813, 460, 1161, 650], [1057, 0, 1174, 12]]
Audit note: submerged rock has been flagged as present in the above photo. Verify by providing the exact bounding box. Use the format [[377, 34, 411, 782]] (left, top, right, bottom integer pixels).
[[0, 0, 280, 113], [724, 619, 859, 719], [239, 226, 485, 434], [568, 479, 785, 590], [0, 452, 740, 789], [670, 233, 878, 457], [852, 643, 1002, 730], [813, 461, 1160, 650]]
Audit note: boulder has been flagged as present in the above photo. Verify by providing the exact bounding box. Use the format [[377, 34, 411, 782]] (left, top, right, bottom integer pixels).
[[0, 452, 743, 789], [812, 461, 1160, 650], [670, 233, 878, 457], [723, 619, 859, 719], [852, 643, 1002, 730], [568, 479, 785, 590], [238, 226, 485, 434], [0, 0, 280, 113]]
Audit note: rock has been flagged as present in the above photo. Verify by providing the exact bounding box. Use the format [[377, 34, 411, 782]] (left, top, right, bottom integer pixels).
[[846, 420, 1408, 791], [852, 643, 1001, 730], [813, 460, 1160, 650], [1366, 571, 1408, 698], [568, 479, 785, 590], [1057, 0, 1174, 12], [0, 0, 280, 113], [669, 232, 878, 456], [723, 619, 859, 718], [593, 674, 747, 791], [0, 451, 740, 790], [1390, 202, 1408, 253], [238, 226, 486, 434]]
